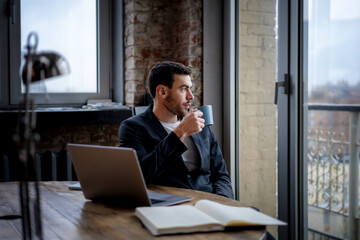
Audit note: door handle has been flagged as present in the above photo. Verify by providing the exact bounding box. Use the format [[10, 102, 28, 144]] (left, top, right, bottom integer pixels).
[[274, 74, 289, 105]]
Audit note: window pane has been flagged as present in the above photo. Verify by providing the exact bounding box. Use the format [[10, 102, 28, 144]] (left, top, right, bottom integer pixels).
[[306, 0, 360, 101], [304, 0, 360, 238], [21, 0, 97, 93]]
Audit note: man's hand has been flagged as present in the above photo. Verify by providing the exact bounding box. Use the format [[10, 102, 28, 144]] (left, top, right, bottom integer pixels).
[[173, 109, 205, 140]]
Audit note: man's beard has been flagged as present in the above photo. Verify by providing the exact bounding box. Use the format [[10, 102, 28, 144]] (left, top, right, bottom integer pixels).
[[164, 92, 189, 117]]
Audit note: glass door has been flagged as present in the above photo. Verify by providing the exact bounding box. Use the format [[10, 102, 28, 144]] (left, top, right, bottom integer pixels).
[[303, 0, 360, 239]]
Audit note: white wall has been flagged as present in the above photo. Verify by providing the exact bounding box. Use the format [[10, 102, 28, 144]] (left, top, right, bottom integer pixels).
[[238, 0, 278, 237]]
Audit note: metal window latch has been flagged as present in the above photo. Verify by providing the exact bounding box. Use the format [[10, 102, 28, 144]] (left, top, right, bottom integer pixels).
[[274, 73, 289, 105]]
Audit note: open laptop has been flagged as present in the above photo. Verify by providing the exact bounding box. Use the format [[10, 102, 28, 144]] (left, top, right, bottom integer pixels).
[[67, 143, 192, 207]]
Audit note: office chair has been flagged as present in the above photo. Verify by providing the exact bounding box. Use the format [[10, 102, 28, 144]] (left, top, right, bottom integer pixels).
[[132, 106, 149, 116]]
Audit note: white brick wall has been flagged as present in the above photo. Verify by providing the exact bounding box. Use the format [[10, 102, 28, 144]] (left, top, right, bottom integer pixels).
[[239, 0, 277, 237]]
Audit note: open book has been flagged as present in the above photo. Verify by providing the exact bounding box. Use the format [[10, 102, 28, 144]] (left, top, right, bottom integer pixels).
[[135, 199, 286, 236]]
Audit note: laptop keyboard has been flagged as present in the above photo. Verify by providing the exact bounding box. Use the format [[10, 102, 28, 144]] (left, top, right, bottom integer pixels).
[[150, 199, 165, 204]]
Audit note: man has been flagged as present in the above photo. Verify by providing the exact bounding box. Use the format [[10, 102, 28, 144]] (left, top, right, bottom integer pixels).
[[119, 61, 233, 199]]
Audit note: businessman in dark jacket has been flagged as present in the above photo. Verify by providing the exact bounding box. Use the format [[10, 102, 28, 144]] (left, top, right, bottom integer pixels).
[[119, 61, 233, 199]]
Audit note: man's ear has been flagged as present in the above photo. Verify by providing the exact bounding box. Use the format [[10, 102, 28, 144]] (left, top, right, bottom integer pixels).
[[156, 85, 168, 98]]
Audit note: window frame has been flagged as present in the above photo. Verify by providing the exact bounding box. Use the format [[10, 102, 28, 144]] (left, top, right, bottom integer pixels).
[[0, 1, 10, 108], [1, 0, 119, 107]]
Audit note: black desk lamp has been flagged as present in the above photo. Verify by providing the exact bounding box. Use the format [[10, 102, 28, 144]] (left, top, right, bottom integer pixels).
[[14, 31, 70, 240]]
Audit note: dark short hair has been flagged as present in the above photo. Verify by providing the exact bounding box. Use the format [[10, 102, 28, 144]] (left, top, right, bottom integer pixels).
[[148, 61, 191, 98]]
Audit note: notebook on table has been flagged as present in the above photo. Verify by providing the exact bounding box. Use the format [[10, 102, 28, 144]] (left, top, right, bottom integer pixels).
[[67, 143, 192, 207]]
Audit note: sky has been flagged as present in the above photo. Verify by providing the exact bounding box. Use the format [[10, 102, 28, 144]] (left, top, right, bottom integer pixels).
[[330, 0, 360, 20], [306, 0, 360, 93]]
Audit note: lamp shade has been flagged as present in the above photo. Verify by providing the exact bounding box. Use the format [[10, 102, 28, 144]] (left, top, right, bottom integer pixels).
[[21, 51, 70, 85]]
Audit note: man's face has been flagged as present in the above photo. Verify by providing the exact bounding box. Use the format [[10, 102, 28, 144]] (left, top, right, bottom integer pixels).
[[163, 74, 194, 117]]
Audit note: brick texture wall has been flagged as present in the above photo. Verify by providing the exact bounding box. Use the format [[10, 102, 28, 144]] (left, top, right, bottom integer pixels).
[[124, 0, 203, 106], [36, 124, 120, 153], [238, 0, 277, 236]]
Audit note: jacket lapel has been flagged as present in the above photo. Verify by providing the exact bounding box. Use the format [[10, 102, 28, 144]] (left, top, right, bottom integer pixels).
[[144, 104, 168, 139]]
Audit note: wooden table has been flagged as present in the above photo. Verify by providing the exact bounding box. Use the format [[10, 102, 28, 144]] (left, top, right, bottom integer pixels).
[[0, 182, 266, 239]]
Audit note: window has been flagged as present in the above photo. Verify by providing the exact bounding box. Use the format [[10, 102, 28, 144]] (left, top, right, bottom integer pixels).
[[0, 0, 122, 107], [20, 0, 97, 94]]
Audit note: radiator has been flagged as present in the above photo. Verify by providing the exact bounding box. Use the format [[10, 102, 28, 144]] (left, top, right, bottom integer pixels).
[[0, 150, 77, 182]]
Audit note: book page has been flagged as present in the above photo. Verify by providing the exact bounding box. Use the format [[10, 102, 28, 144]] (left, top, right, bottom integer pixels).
[[195, 200, 286, 227], [135, 205, 224, 235]]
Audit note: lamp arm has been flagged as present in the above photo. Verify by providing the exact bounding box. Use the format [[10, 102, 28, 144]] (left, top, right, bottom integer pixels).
[[17, 31, 43, 240], [14, 31, 69, 239]]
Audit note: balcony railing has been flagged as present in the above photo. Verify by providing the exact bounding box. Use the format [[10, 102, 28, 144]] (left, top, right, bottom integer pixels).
[[307, 104, 360, 240]]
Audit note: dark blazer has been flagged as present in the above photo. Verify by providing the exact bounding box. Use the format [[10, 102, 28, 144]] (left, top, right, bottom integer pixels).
[[119, 104, 234, 199]]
